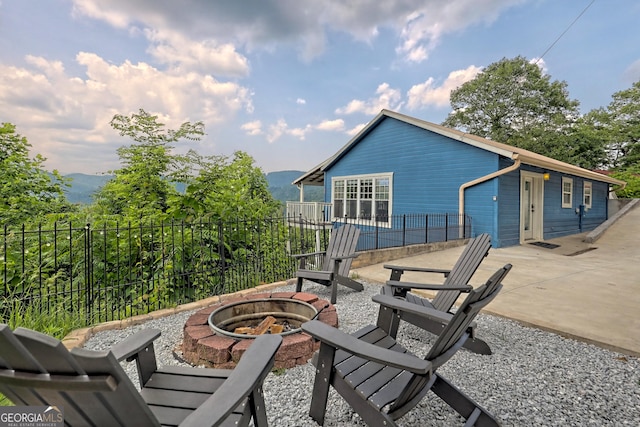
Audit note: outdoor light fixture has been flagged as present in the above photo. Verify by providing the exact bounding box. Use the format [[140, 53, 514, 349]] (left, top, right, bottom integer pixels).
[[543, 172, 550, 181]]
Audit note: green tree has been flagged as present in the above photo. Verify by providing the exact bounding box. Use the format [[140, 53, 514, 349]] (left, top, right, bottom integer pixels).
[[0, 123, 71, 225], [93, 109, 204, 219], [610, 166, 640, 198], [443, 56, 582, 160], [561, 111, 610, 169], [169, 150, 280, 222], [599, 80, 640, 169]]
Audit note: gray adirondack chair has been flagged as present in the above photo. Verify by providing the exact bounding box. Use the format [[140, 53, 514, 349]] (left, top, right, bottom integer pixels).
[[294, 224, 364, 304], [0, 325, 281, 427], [379, 233, 493, 354], [302, 264, 511, 427]]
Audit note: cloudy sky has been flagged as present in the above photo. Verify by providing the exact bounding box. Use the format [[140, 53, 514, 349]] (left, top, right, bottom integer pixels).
[[1, 0, 639, 175]]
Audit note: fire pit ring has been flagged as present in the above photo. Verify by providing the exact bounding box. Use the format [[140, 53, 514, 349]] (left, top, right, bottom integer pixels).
[[182, 292, 338, 369], [208, 298, 317, 339]]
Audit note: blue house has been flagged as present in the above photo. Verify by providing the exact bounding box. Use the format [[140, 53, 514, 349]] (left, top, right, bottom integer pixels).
[[293, 110, 625, 248]]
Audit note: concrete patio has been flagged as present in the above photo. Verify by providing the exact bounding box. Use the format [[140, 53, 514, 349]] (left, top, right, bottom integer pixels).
[[353, 202, 640, 357]]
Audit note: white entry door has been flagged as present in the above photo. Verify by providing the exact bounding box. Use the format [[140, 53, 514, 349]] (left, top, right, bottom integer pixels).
[[520, 173, 544, 242]]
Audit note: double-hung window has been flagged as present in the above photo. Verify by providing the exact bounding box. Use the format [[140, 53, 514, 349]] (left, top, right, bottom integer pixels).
[[562, 177, 573, 208], [332, 173, 392, 225], [583, 181, 592, 209]]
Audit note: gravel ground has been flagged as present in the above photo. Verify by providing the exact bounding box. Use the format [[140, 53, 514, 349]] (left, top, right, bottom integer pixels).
[[84, 281, 640, 426]]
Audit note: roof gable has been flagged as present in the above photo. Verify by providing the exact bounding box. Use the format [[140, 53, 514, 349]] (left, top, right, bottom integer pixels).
[[294, 109, 625, 187]]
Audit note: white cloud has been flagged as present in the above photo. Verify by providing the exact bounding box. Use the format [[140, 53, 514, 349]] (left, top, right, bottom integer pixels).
[[287, 126, 311, 139], [624, 58, 640, 83], [241, 120, 263, 136], [266, 119, 287, 143], [144, 29, 250, 77], [296, 98, 306, 105], [71, 0, 132, 28], [396, 1, 525, 63], [262, 117, 344, 143], [0, 53, 253, 173], [71, 0, 525, 64], [315, 119, 345, 132], [335, 83, 402, 115], [266, 119, 311, 143], [346, 123, 366, 136], [407, 65, 482, 109], [530, 57, 547, 73]]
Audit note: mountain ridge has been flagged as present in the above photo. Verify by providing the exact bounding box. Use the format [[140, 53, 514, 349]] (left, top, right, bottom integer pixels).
[[61, 170, 324, 204]]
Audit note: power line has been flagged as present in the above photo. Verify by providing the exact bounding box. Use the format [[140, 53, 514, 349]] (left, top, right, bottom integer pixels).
[[534, 0, 596, 65]]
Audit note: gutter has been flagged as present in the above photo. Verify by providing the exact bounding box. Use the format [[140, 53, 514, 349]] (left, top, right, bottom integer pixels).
[[458, 156, 522, 236]]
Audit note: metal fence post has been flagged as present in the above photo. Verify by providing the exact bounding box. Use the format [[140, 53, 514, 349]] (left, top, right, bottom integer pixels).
[[402, 214, 406, 247], [445, 214, 449, 241], [218, 220, 225, 288], [84, 223, 92, 322], [375, 215, 379, 249], [463, 214, 467, 238], [425, 214, 429, 243]]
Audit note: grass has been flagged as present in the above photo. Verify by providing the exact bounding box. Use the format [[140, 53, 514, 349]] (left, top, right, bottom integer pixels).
[[1, 297, 85, 339], [1, 297, 87, 406], [272, 367, 287, 376]]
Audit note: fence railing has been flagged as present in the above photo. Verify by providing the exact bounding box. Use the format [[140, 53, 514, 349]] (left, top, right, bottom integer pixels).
[[335, 212, 471, 251], [1, 217, 312, 326], [1, 212, 471, 327], [285, 202, 332, 223]]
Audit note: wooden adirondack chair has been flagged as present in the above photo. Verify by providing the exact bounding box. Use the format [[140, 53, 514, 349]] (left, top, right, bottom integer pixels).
[[302, 264, 511, 427], [379, 233, 493, 354], [294, 224, 364, 304], [0, 325, 281, 427]]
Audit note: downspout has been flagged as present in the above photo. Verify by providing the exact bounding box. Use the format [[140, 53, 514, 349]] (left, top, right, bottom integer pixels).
[[458, 155, 522, 238]]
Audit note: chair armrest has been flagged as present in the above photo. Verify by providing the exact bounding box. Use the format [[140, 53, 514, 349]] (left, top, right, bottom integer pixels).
[[291, 251, 326, 259], [110, 329, 161, 362], [180, 334, 282, 427], [332, 253, 359, 261], [302, 320, 431, 375], [384, 264, 451, 276], [109, 329, 161, 386], [386, 280, 472, 292], [373, 294, 454, 324]]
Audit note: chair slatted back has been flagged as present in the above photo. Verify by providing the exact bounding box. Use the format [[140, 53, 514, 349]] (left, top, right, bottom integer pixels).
[[427, 264, 511, 363], [431, 233, 492, 312], [322, 224, 360, 276], [0, 325, 159, 426], [388, 264, 511, 416]]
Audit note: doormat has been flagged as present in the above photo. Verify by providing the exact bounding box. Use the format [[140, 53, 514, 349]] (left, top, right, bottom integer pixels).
[[529, 241, 560, 249]]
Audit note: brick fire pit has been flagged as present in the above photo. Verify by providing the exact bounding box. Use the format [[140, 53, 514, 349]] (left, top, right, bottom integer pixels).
[[182, 292, 337, 369]]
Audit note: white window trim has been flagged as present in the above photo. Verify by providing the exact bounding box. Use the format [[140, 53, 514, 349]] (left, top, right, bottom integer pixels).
[[562, 177, 573, 209], [583, 181, 592, 209], [331, 173, 393, 227]]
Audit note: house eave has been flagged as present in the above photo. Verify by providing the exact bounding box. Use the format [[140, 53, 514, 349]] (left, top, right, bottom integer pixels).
[[514, 153, 626, 186], [293, 109, 627, 188]]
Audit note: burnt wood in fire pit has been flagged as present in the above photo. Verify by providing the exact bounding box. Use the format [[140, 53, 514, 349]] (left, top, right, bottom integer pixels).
[[208, 297, 317, 339], [182, 292, 338, 369]]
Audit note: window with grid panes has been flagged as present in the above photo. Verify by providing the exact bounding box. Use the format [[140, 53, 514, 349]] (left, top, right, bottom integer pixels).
[[583, 181, 592, 208], [332, 173, 392, 225], [562, 177, 573, 208]]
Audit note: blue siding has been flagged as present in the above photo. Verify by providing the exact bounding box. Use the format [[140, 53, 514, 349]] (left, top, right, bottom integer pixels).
[[542, 174, 608, 239], [322, 115, 613, 248], [496, 161, 521, 247], [464, 180, 498, 242], [325, 116, 500, 231], [497, 165, 611, 246]]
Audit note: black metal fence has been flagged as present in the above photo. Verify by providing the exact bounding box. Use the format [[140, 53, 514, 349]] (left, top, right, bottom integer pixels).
[[1, 217, 311, 326], [1, 212, 471, 327], [335, 213, 471, 251]]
